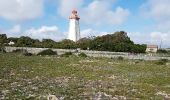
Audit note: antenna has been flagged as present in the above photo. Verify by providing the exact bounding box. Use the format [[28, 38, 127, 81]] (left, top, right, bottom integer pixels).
[[160, 39, 162, 49]]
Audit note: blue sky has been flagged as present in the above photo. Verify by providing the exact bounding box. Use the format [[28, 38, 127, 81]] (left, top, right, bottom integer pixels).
[[0, 0, 170, 48]]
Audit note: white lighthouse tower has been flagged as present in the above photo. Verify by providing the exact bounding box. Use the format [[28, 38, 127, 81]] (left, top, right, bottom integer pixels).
[[68, 10, 80, 42]]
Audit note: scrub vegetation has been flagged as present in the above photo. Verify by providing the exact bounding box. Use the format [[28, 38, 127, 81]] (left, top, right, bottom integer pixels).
[[0, 53, 170, 99]]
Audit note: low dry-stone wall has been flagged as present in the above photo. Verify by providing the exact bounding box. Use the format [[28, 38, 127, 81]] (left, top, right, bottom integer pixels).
[[5, 46, 170, 60], [5, 47, 76, 55], [5, 46, 128, 56]]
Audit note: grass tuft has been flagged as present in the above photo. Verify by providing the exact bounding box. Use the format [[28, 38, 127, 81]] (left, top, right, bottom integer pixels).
[[78, 52, 87, 58], [60, 52, 73, 57], [155, 59, 168, 65]]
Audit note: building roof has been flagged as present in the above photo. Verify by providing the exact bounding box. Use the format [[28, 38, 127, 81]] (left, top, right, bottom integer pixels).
[[69, 9, 80, 20], [147, 45, 158, 48]]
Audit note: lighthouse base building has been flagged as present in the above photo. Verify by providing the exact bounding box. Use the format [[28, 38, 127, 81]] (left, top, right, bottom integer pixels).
[[68, 10, 80, 42]]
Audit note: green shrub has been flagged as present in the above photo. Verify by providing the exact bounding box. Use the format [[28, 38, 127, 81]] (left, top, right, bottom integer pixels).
[[78, 52, 87, 57], [0, 47, 6, 53], [117, 56, 124, 60], [23, 52, 33, 56], [37, 49, 57, 56], [157, 49, 168, 53], [135, 61, 140, 64], [61, 52, 73, 57], [155, 59, 168, 65], [12, 49, 27, 53]]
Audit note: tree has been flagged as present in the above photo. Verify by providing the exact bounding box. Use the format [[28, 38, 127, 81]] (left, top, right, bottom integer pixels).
[[85, 31, 146, 53], [0, 34, 7, 44], [7, 37, 18, 44], [112, 31, 133, 44], [0, 34, 7, 52], [77, 38, 92, 50], [130, 44, 146, 53], [32, 39, 42, 48], [115, 43, 129, 52], [56, 39, 77, 49], [16, 36, 34, 47], [0, 31, 147, 53], [42, 39, 56, 48]]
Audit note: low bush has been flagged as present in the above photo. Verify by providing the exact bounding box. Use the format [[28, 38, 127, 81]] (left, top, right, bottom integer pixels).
[[157, 49, 168, 53], [117, 56, 124, 60], [37, 49, 57, 56], [23, 52, 33, 56], [12, 49, 27, 53], [78, 52, 87, 57], [61, 52, 73, 57], [155, 59, 168, 65], [0, 47, 6, 53], [134, 61, 140, 64]]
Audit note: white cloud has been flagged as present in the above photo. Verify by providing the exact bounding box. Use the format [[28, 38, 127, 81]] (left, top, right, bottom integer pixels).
[[0, 0, 44, 22], [4, 25, 22, 37], [128, 31, 170, 48], [141, 0, 170, 21], [141, 0, 170, 31], [81, 1, 129, 25], [7, 25, 21, 34], [138, 0, 170, 48], [4, 25, 66, 41], [58, 0, 130, 26], [81, 28, 108, 38], [150, 32, 170, 47], [24, 26, 66, 41], [128, 32, 150, 44], [58, 0, 84, 18], [81, 29, 97, 38]]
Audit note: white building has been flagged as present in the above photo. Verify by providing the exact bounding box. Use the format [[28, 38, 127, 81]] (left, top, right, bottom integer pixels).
[[68, 10, 80, 42], [146, 45, 158, 53], [8, 41, 15, 46]]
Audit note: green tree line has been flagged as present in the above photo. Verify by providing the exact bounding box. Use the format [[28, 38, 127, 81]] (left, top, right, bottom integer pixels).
[[0, 31, 146, 53]]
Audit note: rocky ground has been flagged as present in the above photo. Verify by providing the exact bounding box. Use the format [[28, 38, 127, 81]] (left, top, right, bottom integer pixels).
[[0, 53, 170, 100]]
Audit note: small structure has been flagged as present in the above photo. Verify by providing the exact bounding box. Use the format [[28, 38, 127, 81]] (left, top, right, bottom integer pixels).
[[68, 9, 81, 42], [8, 41, 15, 46], [146, 45, 158, 53]]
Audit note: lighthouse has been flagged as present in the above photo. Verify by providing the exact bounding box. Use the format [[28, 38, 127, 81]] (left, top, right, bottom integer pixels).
[[68, 10, 80, 42]]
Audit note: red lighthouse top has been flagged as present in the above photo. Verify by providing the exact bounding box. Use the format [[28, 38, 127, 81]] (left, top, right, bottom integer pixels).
[[69, 9, 80, 20]]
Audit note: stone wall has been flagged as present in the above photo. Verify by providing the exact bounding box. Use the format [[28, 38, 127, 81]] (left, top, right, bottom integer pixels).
[[5, 46, 128, 56], [4, 46, 170, 60], [5, 47, 76, 55]]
